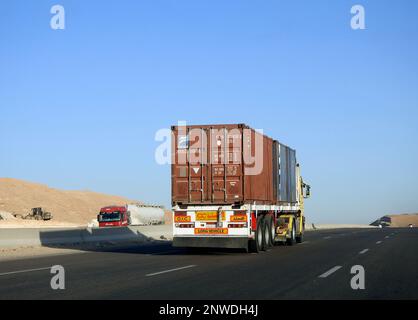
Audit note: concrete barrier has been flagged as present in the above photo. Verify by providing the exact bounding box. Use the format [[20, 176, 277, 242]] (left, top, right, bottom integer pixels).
[[0, 223, 378, 248], [0, 225, 172, 248]]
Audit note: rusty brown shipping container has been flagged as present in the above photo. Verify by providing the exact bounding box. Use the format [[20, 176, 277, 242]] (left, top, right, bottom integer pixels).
[[171, 124, 298, 206]]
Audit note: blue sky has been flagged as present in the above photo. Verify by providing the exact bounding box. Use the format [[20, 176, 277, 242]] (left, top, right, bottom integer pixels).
[[1, 0, 417, 224]]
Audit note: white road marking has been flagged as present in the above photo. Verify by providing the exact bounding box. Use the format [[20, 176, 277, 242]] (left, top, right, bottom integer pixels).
[[359, 249, 369, 254], [385, 236, 389, 239], [376, 241, 382, 244], [0, 267, 51, 277], [300, 241, 310, 244], [318, 266, 342, 278], [323, 236, 332, 240], [146, 265, 197, 277]]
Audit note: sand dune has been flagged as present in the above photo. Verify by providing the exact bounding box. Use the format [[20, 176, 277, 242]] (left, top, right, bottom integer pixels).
[[370, 213, 418, 227], [0, 178, 140, 226]]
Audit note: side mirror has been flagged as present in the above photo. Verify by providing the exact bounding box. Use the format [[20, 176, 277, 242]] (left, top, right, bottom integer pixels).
[[303, 184, 311, 199]]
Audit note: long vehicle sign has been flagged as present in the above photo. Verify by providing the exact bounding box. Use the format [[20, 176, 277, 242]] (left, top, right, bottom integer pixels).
[[194, 228, 228, 235]]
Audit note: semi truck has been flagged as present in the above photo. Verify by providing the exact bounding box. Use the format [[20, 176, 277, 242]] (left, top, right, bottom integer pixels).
[[98, 206, 129, 227], [171, 124, 310, 253], [98, 204, 165, 227]]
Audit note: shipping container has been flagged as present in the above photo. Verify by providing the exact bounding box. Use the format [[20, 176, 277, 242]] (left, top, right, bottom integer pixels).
[[273, 141, 297, 203], [171, 124, 298, 206]]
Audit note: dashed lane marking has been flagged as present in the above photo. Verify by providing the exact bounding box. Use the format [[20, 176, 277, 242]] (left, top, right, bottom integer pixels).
[[0, 267, 51, 277], [146, 265, 197, 277], [318, 266, 342, 278]]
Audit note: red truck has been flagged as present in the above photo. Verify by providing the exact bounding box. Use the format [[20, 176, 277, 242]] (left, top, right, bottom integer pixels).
[[97, 206, 129, 227]]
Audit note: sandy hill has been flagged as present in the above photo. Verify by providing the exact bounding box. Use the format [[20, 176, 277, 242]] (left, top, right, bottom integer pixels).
[[370, 213, 418, 227], [0, 178, 140, 226]]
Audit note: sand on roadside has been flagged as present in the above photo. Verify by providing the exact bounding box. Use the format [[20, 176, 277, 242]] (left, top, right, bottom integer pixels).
[[0, 178, 141, 226]]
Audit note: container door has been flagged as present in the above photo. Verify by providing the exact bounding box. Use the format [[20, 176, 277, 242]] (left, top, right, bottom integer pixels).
[[226, 128, 243, 202], [188, 128, 208, 202], [210, 127, 243, 203], [172, 128, 188, 204]]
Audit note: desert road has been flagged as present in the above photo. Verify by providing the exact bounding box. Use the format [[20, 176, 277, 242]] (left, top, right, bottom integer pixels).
[[0, 228, 417, 299]]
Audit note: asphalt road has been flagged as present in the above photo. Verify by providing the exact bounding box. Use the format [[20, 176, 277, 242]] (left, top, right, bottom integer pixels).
[[0, 228, 417, 299]]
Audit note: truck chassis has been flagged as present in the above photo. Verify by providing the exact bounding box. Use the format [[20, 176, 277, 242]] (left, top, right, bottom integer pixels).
[[172, 202, 306, 253]]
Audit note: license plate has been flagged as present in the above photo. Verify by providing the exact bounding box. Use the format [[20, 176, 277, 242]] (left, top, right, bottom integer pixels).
[[194, 228, 228, 235], [195, 211, 226, 221], [205, 223, 217, 228]]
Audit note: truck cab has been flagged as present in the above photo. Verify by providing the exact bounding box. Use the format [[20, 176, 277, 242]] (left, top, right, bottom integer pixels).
[[98, 206, 129, 227]]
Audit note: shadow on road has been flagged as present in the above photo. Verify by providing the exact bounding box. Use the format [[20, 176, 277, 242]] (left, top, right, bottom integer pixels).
[[38, 227, 248, 256]]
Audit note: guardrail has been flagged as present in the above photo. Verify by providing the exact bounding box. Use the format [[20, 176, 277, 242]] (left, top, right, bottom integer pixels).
[[0, 225, 172, 248]]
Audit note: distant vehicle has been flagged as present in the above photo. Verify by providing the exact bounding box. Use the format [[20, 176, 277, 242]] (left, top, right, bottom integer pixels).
[[98, 206, 129, 227], [97, 204, 165, 227], [14, 207, 53, 221], [171, 124, 311, 253]]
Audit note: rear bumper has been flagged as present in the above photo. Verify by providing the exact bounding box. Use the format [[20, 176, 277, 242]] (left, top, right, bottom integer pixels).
[[173, 236, 248, 249]]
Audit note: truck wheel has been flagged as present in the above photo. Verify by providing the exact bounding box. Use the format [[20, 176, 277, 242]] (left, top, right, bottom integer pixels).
[[249, 215, 266, 253], [296, 232, 303, 243], [263, 216, 271, 250], [264, 215, 274, 248], [287, 223, 296, 246], [296, 224, 304, 243]]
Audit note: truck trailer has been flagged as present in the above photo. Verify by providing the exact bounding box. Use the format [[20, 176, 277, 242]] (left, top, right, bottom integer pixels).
[[127, 204, 165, 225], [98, 204, 165, 227], [171, 123, 310, 253]]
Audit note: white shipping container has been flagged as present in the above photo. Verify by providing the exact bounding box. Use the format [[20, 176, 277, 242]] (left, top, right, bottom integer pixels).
[[127, 204, 165, 225]]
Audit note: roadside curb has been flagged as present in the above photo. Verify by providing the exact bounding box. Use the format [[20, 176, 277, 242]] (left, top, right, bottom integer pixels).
[[0, 225, 172, 248]]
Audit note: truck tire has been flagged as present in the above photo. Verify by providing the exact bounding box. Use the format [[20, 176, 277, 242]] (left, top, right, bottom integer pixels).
[[265, 214, 274, 248], [296, 223, 304, 243], [287, 222, 296, 246], [249, 215, 266, 253], [296, 232, 303, 243]]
